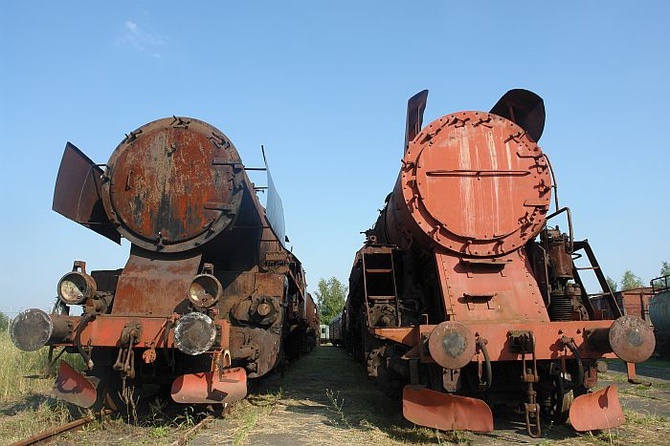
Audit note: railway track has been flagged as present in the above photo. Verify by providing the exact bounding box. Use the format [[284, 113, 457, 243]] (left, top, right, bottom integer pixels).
[[10, 410, 110, 446], [10, 411, 213, 446]]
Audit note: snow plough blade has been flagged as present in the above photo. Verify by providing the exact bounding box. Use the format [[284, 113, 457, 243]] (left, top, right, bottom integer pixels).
[[402, 385, 494, 432], [53, 360, 97, 408], [171, 366, 247, 404], [570, 385, 624, 431]]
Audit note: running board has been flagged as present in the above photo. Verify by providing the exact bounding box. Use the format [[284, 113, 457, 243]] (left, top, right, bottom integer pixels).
[[402, 385, 494, 432]]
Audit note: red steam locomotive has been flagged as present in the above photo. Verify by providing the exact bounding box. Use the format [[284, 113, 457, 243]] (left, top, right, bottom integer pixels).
[[343, 90, 655, 436]]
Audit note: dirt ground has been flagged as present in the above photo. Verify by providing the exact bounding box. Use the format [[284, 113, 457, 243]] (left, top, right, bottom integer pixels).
[[1, 345, 668, 445], [193, 345, 670, 446]]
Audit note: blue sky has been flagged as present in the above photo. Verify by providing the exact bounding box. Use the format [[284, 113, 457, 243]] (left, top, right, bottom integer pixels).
[[1, 2, 668, 316]]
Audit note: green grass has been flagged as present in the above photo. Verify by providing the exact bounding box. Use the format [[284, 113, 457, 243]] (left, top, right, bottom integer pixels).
[[0, 331, 84, 442], [325, 387, 352, 428], [0, 330, 89, 402], [0, 332, 218, 444], [0, 397, 74, 444], [227, 391, 283, 446], [623, 407, 669, 425], [148, 425, 172, 438], [0, 331, 54, 401]]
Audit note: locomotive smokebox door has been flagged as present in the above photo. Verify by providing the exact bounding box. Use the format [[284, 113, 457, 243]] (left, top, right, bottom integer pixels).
[[101, 117, 243, 253], [402, 111, 551, 256]]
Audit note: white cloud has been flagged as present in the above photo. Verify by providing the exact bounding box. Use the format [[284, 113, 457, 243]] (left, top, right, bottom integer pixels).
[[117, 20, 167, 58]]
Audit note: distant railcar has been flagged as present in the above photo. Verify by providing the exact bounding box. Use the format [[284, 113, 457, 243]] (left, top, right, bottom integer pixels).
[[606, 287, 653, 323], [320, 325, 330, 344], [329, 315, 343, 346], [649, 275, 670, 357]]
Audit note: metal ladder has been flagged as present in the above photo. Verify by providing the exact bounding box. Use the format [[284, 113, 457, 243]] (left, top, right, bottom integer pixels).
[[361, 246, 400, 327]]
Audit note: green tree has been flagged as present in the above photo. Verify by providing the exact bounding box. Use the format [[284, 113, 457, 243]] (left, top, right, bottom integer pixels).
[[314, 277, 347, 325], [660, 261, 670, 277], [620, 270, 644, 291], [0, 312, 9, 332], [606, 276, 618, 292]]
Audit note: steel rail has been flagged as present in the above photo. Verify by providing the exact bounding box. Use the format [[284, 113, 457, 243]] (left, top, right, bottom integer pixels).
[[10, 410, 112, 446]]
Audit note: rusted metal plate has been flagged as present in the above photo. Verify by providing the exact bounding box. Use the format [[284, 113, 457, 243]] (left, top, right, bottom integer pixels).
[[219, 271, 285, 318], [305, 293, 318, 328], [403, 385, 493, 432], [113, 251, 202, 315], [230, 326, 282, 378], [101, 117, 243, 253], [52, 142, 120, 243], [435, 251, 550, 324], [53, 360, 97, 408], [570, 386, 624, 431], [402, 111, 551, 255], [171, 367, 247, 404]]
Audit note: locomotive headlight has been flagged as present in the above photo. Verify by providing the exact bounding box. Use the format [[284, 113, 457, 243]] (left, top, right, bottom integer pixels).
[[57, 271, 96, 305], [174, 312, 217, 355], [188, 273, 222, 309]]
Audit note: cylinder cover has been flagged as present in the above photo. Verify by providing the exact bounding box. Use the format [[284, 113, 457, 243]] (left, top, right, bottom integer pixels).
[[401, 111, 552, 256], [102, 117, 243, 252]]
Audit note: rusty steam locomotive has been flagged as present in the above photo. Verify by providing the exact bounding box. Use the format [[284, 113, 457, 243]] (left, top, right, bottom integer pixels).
[[343, 90, 655, 436], [10, 117, 317, 410]]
